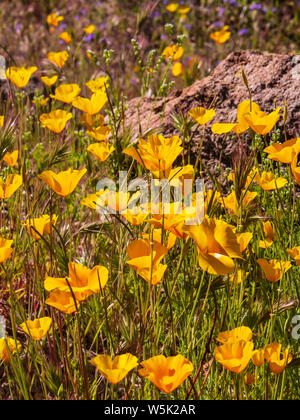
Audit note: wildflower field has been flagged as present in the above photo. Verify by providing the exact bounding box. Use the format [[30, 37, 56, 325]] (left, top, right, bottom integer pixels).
[[0, 0, 299, 401]]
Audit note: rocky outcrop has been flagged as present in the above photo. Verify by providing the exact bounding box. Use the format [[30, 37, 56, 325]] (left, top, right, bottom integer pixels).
[[124, 50, 300, 175]]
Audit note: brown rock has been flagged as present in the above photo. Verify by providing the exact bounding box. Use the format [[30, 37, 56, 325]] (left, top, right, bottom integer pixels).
[[124, 50, 300, 178]]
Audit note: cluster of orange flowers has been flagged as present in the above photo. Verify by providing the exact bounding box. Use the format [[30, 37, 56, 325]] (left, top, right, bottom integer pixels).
[[214, 326, 292, 376]]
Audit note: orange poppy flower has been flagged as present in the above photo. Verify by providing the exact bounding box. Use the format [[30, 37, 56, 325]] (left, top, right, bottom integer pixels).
[[87, 142, 115, 162], [2, 150, 18, 167], [0, 337, 21, 363], [257, 259, 291, 282], [72, 90, 107, 115], [210, 26, 231, 44], [264, 343, 292, 374], [19, 317, 52, 341], [0, 174, 22, 199], [50, 83, 81, 104], [39, 109, 72, 133], [6, 66, 37, 88], [39, 168, 86, 196], [90, 353, 138, 384], [0, 238, 13, 263], [139, 354, 193, 394], [47, 51, 69, 69], [182, 217, 243, 275], [214, 340, 254, 374]]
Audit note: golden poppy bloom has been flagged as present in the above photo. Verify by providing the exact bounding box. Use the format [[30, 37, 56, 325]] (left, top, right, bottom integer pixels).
[[286, 246, 300, 266], [243, 107, 280, 135], [45, 290, 78, 314], [236, 232, 253, 253], [59, 31, 72, 43], [0, 238, 13, 263], [22, 214, 58, 240], [39, 168, 86, 196], [264, 138, 300, 164], [217, 326, 253, 344], [0, 115, 4, 128], [81, 113, 105, 130], [264, 343, 292, 374], [166, 3, 179, 12], [0, 337, 21, 363], [146, 203, 188, 240], [90, 353, 138, 384], [87, 126, 111, 142], [182, 217, 243, 275], [6, 66, 37, 88], [123, 134, 183, 178], [219, 190, 257, 214], [259, 221, 275, 248], [126, 238, 169, 285], [39, 110, 72, 133], [172, 62, 184, 77], [257, 259, 292, 283], [87, 142, 115, 162], [83, 24, 96, 34], [80, 190, 107, 210], [142, 229, 177, 250], [3, 150, 18, 167], [188, 107, 216, 125], [252, 349, 265, 367], [0, 174, 22, 199], [122, 207, 149, 226], [162, 45, 184, 62], [212, 100, 263, 135], [50, 83, 81, 104], [255, 171, 287, 191], [214, 340, 254, 374], [46, 13, 64, 27], [47, 51, 69, 69], [44, 261, 108, 301], [291, 151, 300, 185], [19, 317, 52, 341], [72, 90, 108, 115], [210, 26, 231, 44], [138, 354, 193, 394], [178, 5, 190, 14], [41, 75, 58, 87], [86, 76, 109, 93]]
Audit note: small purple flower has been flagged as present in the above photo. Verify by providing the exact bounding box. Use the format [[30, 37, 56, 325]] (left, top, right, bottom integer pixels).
[[15, 23, 21, 34], [249, 3, 267, 13], [223, 0, 238, 6], [81, 8, 87, 15], [58, 23, 67, 32], [218, 7, 225, 17], [151, 11, 160, 19], [84, 33, 95, 42], [212, 21, 224, 27], [238, 28, 249, 36]]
